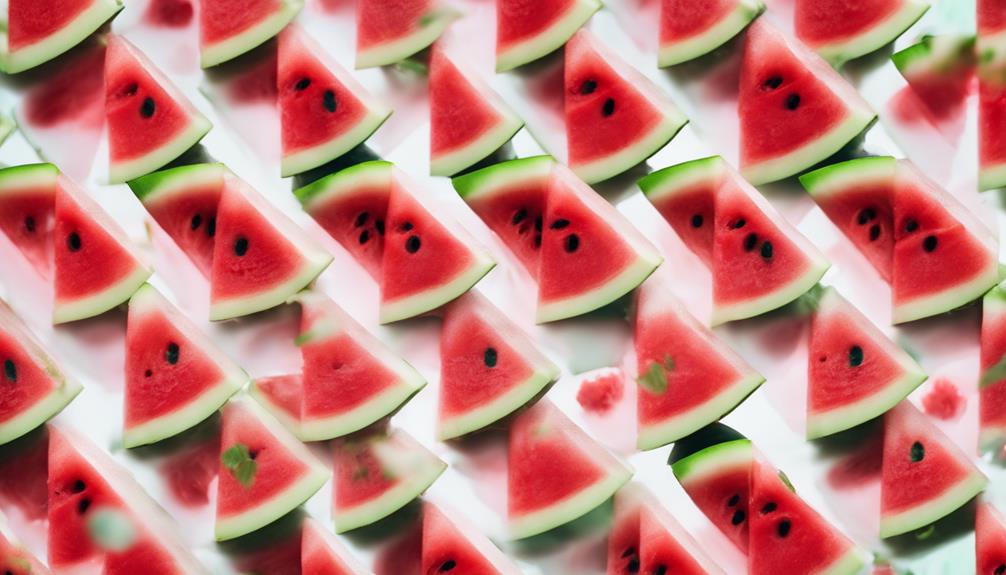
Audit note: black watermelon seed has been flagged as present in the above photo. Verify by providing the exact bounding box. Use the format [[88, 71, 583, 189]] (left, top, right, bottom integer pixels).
[[405, 235, 421, 253], [869, 225, 881, 241], [140, 97, 156, 118], [206, 217, 216, 237], [730, 218, 746, 229], [602, 98, 616, 117], [550, 219, 570, 230], [621, 547, 636, 558], [355, 212, 369, 227], [166, 342, 180, 365], [144, 369, 152, 378], [761, 502, 777, 514], [910, 441, 925, 462], [322, 90, 338, 113], [923, 235, 938, 252], [72, 480, 86, 493], [760, 241, 773, 259], [565, 234, 580, 253], [904, 219, 919, 233], [249, 449, 259, 460], [294, 78, 311, 91], [439, 560, 457, 572], [359, 230, 370, 244], [995, 564, 1005, 575], [78, 497, 91, 514], [234, 237, 249, 256], [763, 76, 783, 90], [731, 510, 746, 525], [580, 79, 597, 95], [534, 214, 543, 232], [777, 519, 791, 538], [4, 569, 10, 575], [848, 345, 864, 367], [399, 222, 414, 232], [121, 82, 139, 97], [24, 216, 35, 233], [785, 94, 801, 110], [533, 233, 542, 248], [190, 214, 202, 231], [627, 558, 640, 573], [743, 233, 758, 252], [67, 232, 82, 252], [727, 493, 740, 507], [512, 208, 527, 225], [3, 359, 15, 383], [484, 347, 498, 368], [375, 219, 385, 235], [691, 214, 704, 228], [857, 208, 876, 225], [652, 566, 668, 575]]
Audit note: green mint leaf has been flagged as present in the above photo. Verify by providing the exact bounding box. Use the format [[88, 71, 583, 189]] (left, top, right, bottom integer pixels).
[[234, 460, 257, 488], [222, 443, 257, 487], [636, 361, 668, 395]]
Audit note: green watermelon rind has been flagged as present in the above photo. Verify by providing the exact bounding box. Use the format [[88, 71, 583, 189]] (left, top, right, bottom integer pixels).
[[451, 155, 554, 200], [380, 252, 496, 324], [879, 469, 987, 538], [430, 107, 524, 178], [200, 0, 303, 68], [710, 259, 829, 325], [670, 438, 753, 485], [355, 8, 459, 69], [128, 163, 226, 206], [809, 1, 930, 66], [799, 156, 897, 200], [110, 116, 213, 185], [637, 155, 724, 202], [657, 0, 764, 67], [54, 264, 152, 325], [537, 253, 660, 323], [281, 106, 393, 178], [496, 0, 601, 72], [0, 162, 59, 194], [980, 283, 1006, 453], [894, 267, 1000, 324], [1, 0, 123, 74], [573, 112, 689, 185], [815, 548, 868, 575], [295, 160, 395, 209], [980, 163, 1006, 193], [891, 35, 976, 79]]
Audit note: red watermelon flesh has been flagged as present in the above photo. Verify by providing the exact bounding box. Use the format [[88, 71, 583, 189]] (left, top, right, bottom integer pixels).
[[0, 163, 57, 277], [8, 0, 92, 51], [748, 459, 864, 575], [880, 401, 987, 538], [980, 0, 1006, 34], [251, 374, 303, 432], [199, 0, 301, 68], [981, 285, 1006, 453], [658, 0, 762, 67], [5, 0, 121, 74], [978, 502, 1006, 575], [794, 0, 928, 64], [355, 0, 456, 68], [644, 173, 717, 266], [892, 35, 976, 128], [979, 81, 1006, 190], [301, 517, 370, 575], [0, 522, 48, 575], [422, 502, 521, 575], [660, 0, 741, 46], [495, 0, 600, 72]]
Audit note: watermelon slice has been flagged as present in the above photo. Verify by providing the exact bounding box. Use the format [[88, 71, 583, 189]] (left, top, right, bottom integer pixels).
[[794, 0, 929, 65], [332, 428, 446, 533], [422, 502, 521, 575], [104, 36, 212, 183], [564, 30, 688, 184], [3, 0, 123, 74], [54, 174, 152, 324], [892, 35, 976, 128], [429, 45, 523, 177], [249, 374, 302, 434], [507, 399, 632, 539], [355, 0, 458, 69], [495, 0, 600, 72], [981, 284, 1006, 453], [278, 25, 391, 177], [199, 0, 302, 68], [748, 458, 865, 575], [0, 513, 49, 575], [0, 163, 58, 277], [806, 287, 926, 439], [301, 517, 372, 574], [438, 291, 559, 440], [124, 284, 246, 448], [0, 302, 81, 445], [128, 163, 227, 278], [880, 401, 987, 538], [215, 397, 328, 541], [210, 173, 332, 320], [634, 274, 763, 450], [739, 21, 876, 185], [639, 156, 830, 325], [658, 0, 764, 68], [979, 0, 1006, 190], [978, 501, 1006, 575]]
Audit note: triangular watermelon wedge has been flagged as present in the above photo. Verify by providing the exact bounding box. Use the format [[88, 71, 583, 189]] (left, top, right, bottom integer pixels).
[[658, 0, 764, 67], [978, 501, 1006, 575], [806, 287, 926, 439], [210, 173, 332, 320], [495, 0, 600, 72], [104, 36, 212, 183], [332, 428, 446, 533], [794, 0, 929, 66], [0, 512, 49, 575], [124, 284, 247, 448], [0, 302, 81, 445], [429, 45, 523, 177], [0, 163, 57, 277], [3, 0, 123, 74], [564, 30, 688, 184], [422, 502, 521, 575], [634, 274, 763, 450], [739, 21, 875, 184], [438, 291, 559, 440], [892, 34, 976, 132], [508, 399, 632, 539], [278, 25, 391, 177], [355, 0, 458, 69], [301, 517, 372, 575], [215, 397, 328, 541], [981, 283, 1006, 453], [880, 401, 987, 538], [54, 174, 152, 324], [199, 0, 302, 68], [749, 458, 865, 575]]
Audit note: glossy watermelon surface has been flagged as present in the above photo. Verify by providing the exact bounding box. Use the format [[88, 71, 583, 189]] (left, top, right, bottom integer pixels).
[[978, 502, 1006, 575], [495, 0, 600, 71], [794, 0, 928, 64], [0, 163, 58, 277], [5, 0, 122, 73], [199, 0, 302, 67]]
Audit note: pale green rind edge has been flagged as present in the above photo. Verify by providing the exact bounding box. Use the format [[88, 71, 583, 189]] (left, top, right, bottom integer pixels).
[[573, 113, 689, 185], [53, 265, 152, 324], [451, 155, 554, 200], [247, 380, 302, 437], [536, 251, 662, 323], [806, 369, 927, 439], [657, 0, 764, 67], [299, 379, 426, 441], [430, 113, 524, 177], [295, 161, 394, 209], [892, 263, 999, 324], [671, 439, 753, 484], [379, 254, 496, 324], [215, 463, 328, 540], [200, 0, 303, 68], [109, 116, 213, 184], [798, 156, 897, 199], [2, 0, 123, 74], [209, 251, 333, 321], [122, 376, 243, 448], [496, 0, 601, 72], [979, 162, 1006, 191], [333, 458, 447, 533], [128, 163, 226, 203], [507, 465, 632, 539], [819, 547, 868, 575], [281, 107, 392, 177], [879, 470, 987, 538], [813, 1, 930, 66], [0, 377, 82, 445], [710, 258, 830, 326], [355, 10, 458, 69], [637, 156, 724, 202], [437, 368, 559, 440], [0, 162, 59, 194]]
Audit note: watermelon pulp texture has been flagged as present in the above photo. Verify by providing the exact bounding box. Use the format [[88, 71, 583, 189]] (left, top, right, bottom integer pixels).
[[422, 502, 521, 575], [0, 163, 58, 277], [978, 502, 1006, 575], [892, 35, 976, 126], [794, 0, 929, 65], [301, 517, 371, 574], [4, 0, 123, 74], [658, 0, 764, 67], [355, 0, 457, 68], [981, 284, 1006, 452], [199, 0, 302, 68], [739, 21, 875, 184], [495, 0, 601, 72], [979, 0, 1006, 189]]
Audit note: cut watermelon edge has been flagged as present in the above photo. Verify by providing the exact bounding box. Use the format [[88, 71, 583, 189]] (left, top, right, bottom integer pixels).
[[799, 156, 897, 200], [248, 377, 301, 436], [452, 155, 554, 200], [1, 0, 123, 74], [979, 426, 1006, 455], [280, 106, 393, 177], [379, 252, 496, 324], [807, 369, 926, 439], [109, 115, 213, 184], [334, 453, 446, 533], [430, 110, 524, 177], [657, 0, 764, 68], [355, 9, 459, 70], [979, 162, 1006, 192], [53, 264, 152, 324], [573, 112, 689, 185], [0, 377, 81, 445], [0, 162, 60, 193], [495, 0, 601, 72], [891, 34, 975, 79], [128, 163, 227, 205], [295, 160, 395, 209], [893, 264, 999, 324], [810, 1, 929, 66], [536, 250, 662, 323], [200, 0, 304, 68], [437, 366, 558, 440], [879, 469, 987, 538], [209, 250, 332, 320], [637, 155, 723, 202], [710, 258, 829, 325], [299, 377, 426, 441], [817, 547, 868, 575], [670, 438, 752, 484]]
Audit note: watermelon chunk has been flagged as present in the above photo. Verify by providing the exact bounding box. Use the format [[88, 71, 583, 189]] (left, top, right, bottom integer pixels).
[[249, 374, 302, 433], [658, 0, 764, 67], [0, 163, 58, 277], [748, 458, 865, 575], [199, 0, 302, 68], [978, 501, 1006, 575], [507, 399, 632, 539], [438, 291, 559, 440], [54, 174, 152, 324], [981, 284, 1006, 453], [979, 0, 1006, 190], [124, 284, 246, 447], [209, 173, 332, 320], [3, 0, 123, 74], [495, 0, 600, 72], [892, 34, 976, 129], [739, 21, 876, 185], [429, 45, 523, 177], [278, 25, 391, 177], [634, 274, 763, 450], [332, 428, 446, 533], [215, 397, 328, 541], [422, 502, 521, 575], [806, 287, 926, 439], [355, 0, 458, 69], [794, 0, 929, 65], [104, 36, 212, 183], [880, 401, 987, 538], [0, 514, 49, 575], [564, 30, 688, 184], [301, 517, 372, 574]]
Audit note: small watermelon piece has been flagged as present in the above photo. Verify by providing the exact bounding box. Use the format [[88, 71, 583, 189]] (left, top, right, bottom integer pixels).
[[636, 156, 720, 266], [658, 0, 764, 67], [495, 0, 600, 72], [199, 0, 302, 68], [422, 502, 521, 575], [54, 174, 152, 324], [124, 284, 246, 447], [749, 458, 865, 575], [981, 284, 1006, 453], [880, 401, 987, 538], [979, 0, 1006, 190], [634, 274, 763, 450], [302, 517, 372, 575], [429, 45, 523, 177], [438, 291, 559, 440], [978, 501, 1006, 575], [104, 36, 212, 183], [739, 21, 876, 185], [0, 163, 58, 277], [355, 0, 458, 69], [564, 30, 688, 184], [3, 0, 123, 74], [249, 374, 302, 434], [507, 399, 632, 539], [332, 428, 446, 533], [0, 302, 81, 445], [794, 0, 929, 66], [215, 397, 329, 541], [209, 173, 332, 320], [128, 163, 227, 278], [278, 25, 391, 177], [892, 35, 976, 126], [0, 514, 49, 575], [806, 287, 926, 439]]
